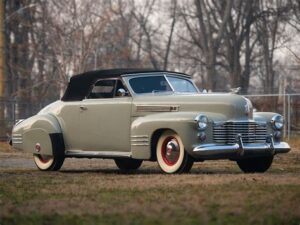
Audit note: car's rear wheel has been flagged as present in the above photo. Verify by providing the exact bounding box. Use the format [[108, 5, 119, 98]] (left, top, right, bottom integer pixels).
[[114, 158, 143, 171], [236, 156, 273, 173], [156, 130, 194, 174], [33, 154, 65, 171]]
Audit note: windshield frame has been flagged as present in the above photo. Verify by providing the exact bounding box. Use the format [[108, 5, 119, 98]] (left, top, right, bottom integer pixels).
[[122, 72, 199, 96]]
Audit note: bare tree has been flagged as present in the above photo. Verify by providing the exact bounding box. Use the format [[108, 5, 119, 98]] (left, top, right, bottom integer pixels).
[[222, 1, 259, 94], [5, 0, 38, 118], [131, 0, 161, 69], [163, 0, 177, 70], [255, 0, 291, 94], [3, 0, 300, 109], [180, 0, 233, 90]]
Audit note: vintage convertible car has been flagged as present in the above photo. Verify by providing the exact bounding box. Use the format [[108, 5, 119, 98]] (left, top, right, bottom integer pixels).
[[11, 69, 290, 173]]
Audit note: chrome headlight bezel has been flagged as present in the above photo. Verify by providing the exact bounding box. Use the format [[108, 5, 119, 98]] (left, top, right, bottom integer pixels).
[[271, 114, 284, 130], [195, 114, 208, 130]]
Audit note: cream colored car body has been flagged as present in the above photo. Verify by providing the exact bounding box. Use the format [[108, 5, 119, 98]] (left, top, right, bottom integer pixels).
[[11, 71, 290, 162]]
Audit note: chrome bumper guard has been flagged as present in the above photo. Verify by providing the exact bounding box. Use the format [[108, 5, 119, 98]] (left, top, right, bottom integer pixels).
[[193, 134, 290, 158]]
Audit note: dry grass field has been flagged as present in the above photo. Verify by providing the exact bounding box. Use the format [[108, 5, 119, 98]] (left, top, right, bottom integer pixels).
[[0, 139, 300, 225]]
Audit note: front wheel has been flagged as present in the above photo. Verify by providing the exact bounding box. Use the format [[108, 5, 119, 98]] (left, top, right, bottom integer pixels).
[[33, 154, 65, 171], [114, 158, 143, 171], [236, 156, 273, 173], [156, 130, 194, 174]]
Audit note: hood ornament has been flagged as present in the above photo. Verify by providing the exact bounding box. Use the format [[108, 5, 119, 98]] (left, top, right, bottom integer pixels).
[[230, 87, 241, 94]]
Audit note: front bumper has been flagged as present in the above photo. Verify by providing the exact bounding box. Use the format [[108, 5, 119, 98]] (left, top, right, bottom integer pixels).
[[192, 135, 290, 159]]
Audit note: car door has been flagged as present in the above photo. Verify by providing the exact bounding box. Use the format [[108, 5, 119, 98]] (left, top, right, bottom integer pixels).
[[57, 102, 82, 150], [78, 79, 132, 152]]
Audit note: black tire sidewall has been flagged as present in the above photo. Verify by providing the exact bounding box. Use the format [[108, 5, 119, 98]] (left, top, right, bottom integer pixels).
[[114, 158, 143, 171], [237, 156, 273, 173]]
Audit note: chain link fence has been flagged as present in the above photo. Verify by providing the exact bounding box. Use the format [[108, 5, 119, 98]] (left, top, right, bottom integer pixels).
[[0, 94, 299, 141], [0, 100, 48, 141]]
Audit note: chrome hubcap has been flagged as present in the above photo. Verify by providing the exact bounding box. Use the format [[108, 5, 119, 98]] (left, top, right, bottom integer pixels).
[[162, 137, 180, 166]]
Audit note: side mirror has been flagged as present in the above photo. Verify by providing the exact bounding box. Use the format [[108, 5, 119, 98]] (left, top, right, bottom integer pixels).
[[116, 88, 126, 97]]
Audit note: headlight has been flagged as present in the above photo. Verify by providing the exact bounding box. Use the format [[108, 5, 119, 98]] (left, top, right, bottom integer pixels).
[[271, 115, 284, 130], [195, 114, 208, 130]]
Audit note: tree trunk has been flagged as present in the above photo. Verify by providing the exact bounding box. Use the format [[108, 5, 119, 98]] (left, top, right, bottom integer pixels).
[[0, 0, 5, 138], [163, 0, 177, 70], [206, 50, 217, 91], [241, 28, 251, 94]]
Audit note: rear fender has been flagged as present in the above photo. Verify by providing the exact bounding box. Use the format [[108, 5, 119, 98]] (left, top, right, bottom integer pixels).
[[11, 114, 64, 156]]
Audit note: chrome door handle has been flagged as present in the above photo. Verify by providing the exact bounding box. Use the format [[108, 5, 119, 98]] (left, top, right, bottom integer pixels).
[[80, 106, 87, 110]]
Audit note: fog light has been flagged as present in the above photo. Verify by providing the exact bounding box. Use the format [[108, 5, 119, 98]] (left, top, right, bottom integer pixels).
[[274, 131, 282, 140], [197, 132, 206, 142]]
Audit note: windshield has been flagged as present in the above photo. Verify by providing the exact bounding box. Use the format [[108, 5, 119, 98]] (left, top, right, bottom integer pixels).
[[128, 75, 198, 94], [167, 76, 197, 93]]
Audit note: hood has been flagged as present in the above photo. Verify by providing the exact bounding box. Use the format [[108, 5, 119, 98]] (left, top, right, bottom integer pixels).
[[132, 93, 253, 120]]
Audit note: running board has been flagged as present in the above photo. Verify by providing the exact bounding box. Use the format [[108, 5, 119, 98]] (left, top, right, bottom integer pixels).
[[65, 150, 132, 159]]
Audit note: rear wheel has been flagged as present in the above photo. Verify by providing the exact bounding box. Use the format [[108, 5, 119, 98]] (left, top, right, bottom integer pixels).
[[114, 158, 143, 171], [236, 156, 273, 173], [33, 154, 65, 171], [156, 130, 194, 174]]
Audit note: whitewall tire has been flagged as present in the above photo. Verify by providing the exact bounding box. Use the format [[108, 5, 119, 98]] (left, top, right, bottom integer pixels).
[[156, 130, 194, 174], [33, 154, 64, 171]]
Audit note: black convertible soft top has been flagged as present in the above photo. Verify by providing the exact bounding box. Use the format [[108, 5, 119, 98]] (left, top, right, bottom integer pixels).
[[61, 69, 163, 101]]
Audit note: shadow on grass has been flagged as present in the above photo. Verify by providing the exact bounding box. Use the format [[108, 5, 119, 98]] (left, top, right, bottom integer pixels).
[[58, 167, 241, 175]]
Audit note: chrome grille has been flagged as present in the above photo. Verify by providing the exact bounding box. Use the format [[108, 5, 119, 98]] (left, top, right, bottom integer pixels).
[[213, 122, 267, 144]]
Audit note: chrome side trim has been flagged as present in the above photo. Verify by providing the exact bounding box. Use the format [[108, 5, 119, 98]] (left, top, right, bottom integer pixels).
[[131, 135, 149, 138], [131, 135, 149, 146], [12, 134, 23, 144], [15, 120, 24, 126], [131, 143, 149, 146], [136, 105, 179, 112], [65, 150, 132, 158]]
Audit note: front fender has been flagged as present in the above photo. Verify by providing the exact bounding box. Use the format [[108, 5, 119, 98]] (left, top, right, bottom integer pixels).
[[253, 112, 280, 134], [11, 113, 64, 156], [130, 112, 226, 159], [253, 112, 279, 123]]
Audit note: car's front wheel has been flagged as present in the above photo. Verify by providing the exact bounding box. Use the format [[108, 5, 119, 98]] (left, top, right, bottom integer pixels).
[[156, 130, 194, 174], [236, 156, 273, 173], [33, 154, 65, 171], [114, 158, 143, 171]]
